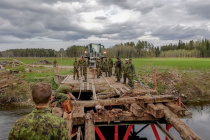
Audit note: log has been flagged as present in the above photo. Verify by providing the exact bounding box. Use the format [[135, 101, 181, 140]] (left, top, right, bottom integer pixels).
[[158, 104, 202, 140], [72, 95, 176, 107], [91, 79, 97, 100], [97, 92, 118, 99], [85, 113, 95, 140], [72, 106, 85, 125], [147, 103, 164, 118], [130, 89, 157, 96], [130, 103, 144, 117], [65, 113, 73, 140]]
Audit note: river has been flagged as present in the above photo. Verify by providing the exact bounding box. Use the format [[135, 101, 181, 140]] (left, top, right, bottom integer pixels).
[[0, 105, 209, 140]]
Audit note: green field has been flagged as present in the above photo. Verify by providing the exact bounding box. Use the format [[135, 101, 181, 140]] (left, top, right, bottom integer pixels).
[[1, 57, 210, 70]]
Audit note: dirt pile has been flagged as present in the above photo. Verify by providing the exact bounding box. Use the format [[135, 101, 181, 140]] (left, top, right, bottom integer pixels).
[[0, 71, 31, 105], [33, 60, 52, 65], [155, 70, 210, 104]]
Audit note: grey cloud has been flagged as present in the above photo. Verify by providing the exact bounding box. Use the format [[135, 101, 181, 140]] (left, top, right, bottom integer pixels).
[[94, 16, 107, 20], [185, 1, 210, 19], [152, 25, 210, 40], [97, 0, 164, 14]]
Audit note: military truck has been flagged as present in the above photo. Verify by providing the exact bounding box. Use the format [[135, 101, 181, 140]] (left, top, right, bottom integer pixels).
[[85, 43, 106, 67]]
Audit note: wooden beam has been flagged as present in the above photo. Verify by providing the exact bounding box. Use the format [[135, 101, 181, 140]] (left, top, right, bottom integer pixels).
[[91, 79, 97, 100], [158, 104, 202, 140], [97, 92, 118, 99], [166, 103, 186, 117], [155, 121, 176, 140], [147, 103, 164, 118], [85, 113, 95, 140], [76, 126, 81, 140], [130, 103, 144, 117], [72, 95, 176, 107], [72, 106, 85, 125]]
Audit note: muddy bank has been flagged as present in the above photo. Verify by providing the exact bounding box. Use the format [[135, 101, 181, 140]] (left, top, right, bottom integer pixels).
[[141, 69, 210, 105]]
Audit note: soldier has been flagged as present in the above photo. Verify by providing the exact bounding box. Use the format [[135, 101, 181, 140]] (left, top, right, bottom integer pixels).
[[108, 57, 113, 77], [78, 56, 84, 77], [8, 83, 69, 140], [54, 84, 77, 107], [73, 58, 79, 80], [53, 59, 57, 67], [122, 58, 129, 84], [115, 57, 122, 82], [96, 58, 102, 78], [127, 58, 135, 89], [81, 57, 88, 82], [104, 58, 109, 77]]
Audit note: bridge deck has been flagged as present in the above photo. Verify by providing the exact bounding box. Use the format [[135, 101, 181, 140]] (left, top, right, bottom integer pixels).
[[52, 68, 201, 140]]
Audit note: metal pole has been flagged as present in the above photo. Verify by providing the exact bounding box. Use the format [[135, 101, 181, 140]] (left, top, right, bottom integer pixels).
[[123, 125, 133, 140], [153, 68, 157, 90], [150, 124, 161, 140], [95, 127, 106, 140], [114, 125, 118, 140]]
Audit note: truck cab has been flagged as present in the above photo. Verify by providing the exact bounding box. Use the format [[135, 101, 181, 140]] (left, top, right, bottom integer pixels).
[[85, 43, 106, 67]]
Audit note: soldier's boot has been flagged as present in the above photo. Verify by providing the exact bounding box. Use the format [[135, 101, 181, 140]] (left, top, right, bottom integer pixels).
[[73, 76, 75, 80], [123, 80, 126, 84]]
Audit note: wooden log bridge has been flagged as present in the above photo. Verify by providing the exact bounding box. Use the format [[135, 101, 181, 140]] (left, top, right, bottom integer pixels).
[[53, 69, 201, 140]]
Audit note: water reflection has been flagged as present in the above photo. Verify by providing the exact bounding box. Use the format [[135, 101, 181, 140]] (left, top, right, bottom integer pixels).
[[0, 105, 32, 140], [0, 105, 210, 140]]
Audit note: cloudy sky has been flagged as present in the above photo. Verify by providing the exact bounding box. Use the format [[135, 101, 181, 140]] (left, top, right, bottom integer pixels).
[[0, 0, 210, 51]]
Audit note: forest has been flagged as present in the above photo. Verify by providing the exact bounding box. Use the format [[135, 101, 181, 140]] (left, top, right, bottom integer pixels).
[[0, 39, 210, 58]]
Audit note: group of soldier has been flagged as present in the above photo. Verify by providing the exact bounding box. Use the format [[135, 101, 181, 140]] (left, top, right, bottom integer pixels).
[[96, 57, 113, 78], [114, 57, 135, 89], [73, 56, 135, 89]]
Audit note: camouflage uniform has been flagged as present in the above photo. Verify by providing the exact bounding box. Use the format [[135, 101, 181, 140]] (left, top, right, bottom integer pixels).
[[78, 59, 83, 77], [115, 59, 122, 82], [104, 59, 109, 77], [127, 60, 135, 88], [82, 59, 88, 82], [8, 107, 69, 140], [96, 59, 102, 78], [73, 58, 79, 79], [54, 86, 72, 104], [108, 58, 113, 76], [53, 60, 57, 67], [122, 60, 129, 84]]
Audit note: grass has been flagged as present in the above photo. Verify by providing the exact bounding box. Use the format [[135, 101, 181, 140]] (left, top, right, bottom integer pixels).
[[132, 58, 210, 70], [1, 57, 210, 69]]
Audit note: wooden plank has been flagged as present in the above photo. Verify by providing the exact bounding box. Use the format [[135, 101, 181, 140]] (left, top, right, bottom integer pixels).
[[72, 106, 85, 125], [76, 126, 81, 140], [158, 103, 202, 140], [91, 79, 97, 100], [130, 103, 144, 117], [85, 113, 95, 140], [155, 121, 176, 140], [72, 95, 176, 107], [147, 103, 164, 118], [102, 76, 121, 95], [93, 112, 157, 123], [166, 103, 186, 117]]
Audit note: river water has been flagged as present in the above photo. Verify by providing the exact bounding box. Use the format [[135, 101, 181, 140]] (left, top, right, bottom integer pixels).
[[0, 105, 210, 140]]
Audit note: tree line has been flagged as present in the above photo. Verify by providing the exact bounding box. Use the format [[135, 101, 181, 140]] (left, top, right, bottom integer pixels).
[[0, 39, 210, 58]]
